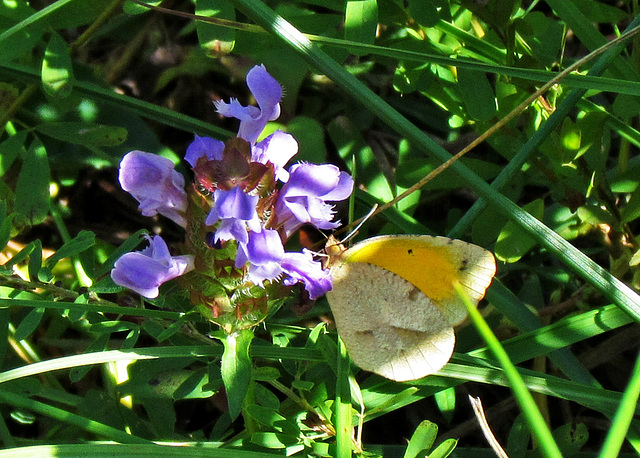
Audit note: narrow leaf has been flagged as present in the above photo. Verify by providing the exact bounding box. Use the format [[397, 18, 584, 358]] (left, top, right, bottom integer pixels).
[[457, 68, 497, 122], [195, 0, 236, 56], [14, 139, 50, 226], [221, 328, 254, 420], [0, 201, 13, 253], [404, 420, 438, 458], [35, 122, 127, 147], [345, 0, 378, 54], [14, 308, 45, 342], [41, 32, 73, 99], [0, 130, 27, 177], [45, 230, 95, 270], [123, 0, 162, 15], [27, 239, 42, 282]]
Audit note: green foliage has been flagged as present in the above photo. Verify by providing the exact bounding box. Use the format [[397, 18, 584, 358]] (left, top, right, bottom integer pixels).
[[1, 0, 640, 456]]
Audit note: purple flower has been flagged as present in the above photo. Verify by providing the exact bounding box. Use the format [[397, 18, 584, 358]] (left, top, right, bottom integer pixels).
[[119, 151, 188, 227], [252, 130, 298, 182], [234, 230, 332, 299], [205, 186, 261, 244], [214, 65, 282, 145], [185, 135, 224, 168], [275, 163, 354, 237], [235, 229, 285, 285], [111, 235, 194, 298], [281, 250, 332, 300]]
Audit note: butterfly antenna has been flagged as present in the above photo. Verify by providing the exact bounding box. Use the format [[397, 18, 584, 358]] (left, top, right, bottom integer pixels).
[[341, 204, 378, 244]]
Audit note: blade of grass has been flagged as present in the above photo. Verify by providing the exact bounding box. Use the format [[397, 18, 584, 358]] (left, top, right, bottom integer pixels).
[[0, 298, 187, 320], [0, 443, 282, 457], [0, 345, 323, 384], [0, 0, 75, 46], [0, 391, 151, 444], [455, 282, 562, 457], [598, 349, 640, 456], [334, 336, 353, 457]]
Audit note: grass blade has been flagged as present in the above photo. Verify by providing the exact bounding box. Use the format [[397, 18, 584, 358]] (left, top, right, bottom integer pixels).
[[456, 283, 562, 458]]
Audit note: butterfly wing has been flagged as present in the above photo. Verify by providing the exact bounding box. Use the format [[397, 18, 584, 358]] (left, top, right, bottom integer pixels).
[[327, 261, 455, 382], [340, 235, 496, 326]]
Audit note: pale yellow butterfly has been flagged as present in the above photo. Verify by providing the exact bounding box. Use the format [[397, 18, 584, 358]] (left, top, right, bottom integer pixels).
[[325, 235, 496, 382]]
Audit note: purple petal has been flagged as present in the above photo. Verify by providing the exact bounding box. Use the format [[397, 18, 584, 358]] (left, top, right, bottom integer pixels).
[[185, 135, 225, 167], [206, 187, 259, 224], [215, 218, 249, 244], [248, 262, 284, 285], [246, 229, 285, 264], [110, 235, 194, 298], [322, 171, 355, 201], [235, 229, 285, 284], [214, 98, 258, 122], [214, 65, 283, 145], [119, 151, 188, 227], [284, 163, 344, 197], [274, 163, 354, 236], [281, 250, 332, 300], [246, 65, 282, 122], [253, 130, 298, 182]]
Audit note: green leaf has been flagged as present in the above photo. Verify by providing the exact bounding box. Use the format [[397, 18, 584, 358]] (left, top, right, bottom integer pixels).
[[221, 328, 254, 421], [35, 122, 128, 148], [14, 139, 50, 226], [495, 199, 545, 263], [0, 201, 13, 253], [408, 0, 439, 27], [286, 116, 328, 164], [434, 386, 456, 424], [621, 186, 640, 223], [553, 422, 588, 456], [93, 229, 147, 279], [507, 414, 530, 458], [403, 420, 438, 458], [2, 241, 35, 271], [123, 0, 162, 15], [41, 32, 73, 99], [173, 368, 220, 400], [0, 3, 45, 65], [27, 239, 42, 282], [38, 0, 112, 29], [457, 68, 497, 122], [0, 130, 27, 177], [142, 398, 175, 437], [519, 12, 566, 67], [577, 204, 616, 226], [250, 431, 299, 449], [428, 438, 458, 458], [345, 0, 378, 54], [45, 231, 95, 270], [246, 404, 300, 436], [196, 0, 236, 56], [14, 308, 45, 342]]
